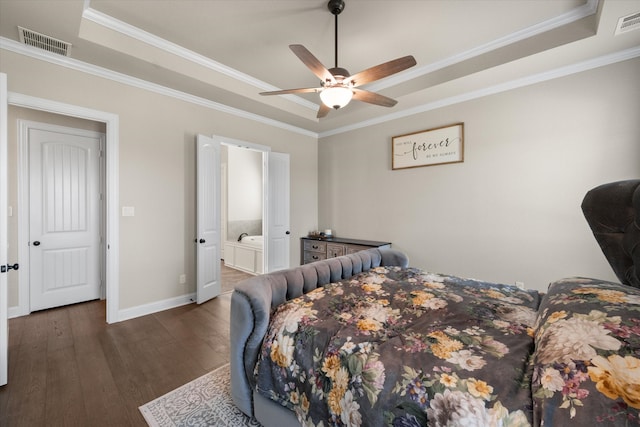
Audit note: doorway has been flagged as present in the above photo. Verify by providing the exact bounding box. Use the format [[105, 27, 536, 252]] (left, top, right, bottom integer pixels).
[[20, 120, 104, 312], [222, 144, 264, 276], [6, 95, 120, 324], [195, 134, 290, 304]]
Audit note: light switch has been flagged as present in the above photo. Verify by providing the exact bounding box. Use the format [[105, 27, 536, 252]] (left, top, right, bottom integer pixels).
[[122, 206, 135, 217]]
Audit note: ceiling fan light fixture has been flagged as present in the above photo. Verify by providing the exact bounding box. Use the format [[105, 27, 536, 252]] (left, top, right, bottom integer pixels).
[[320, 86, 353, 109]]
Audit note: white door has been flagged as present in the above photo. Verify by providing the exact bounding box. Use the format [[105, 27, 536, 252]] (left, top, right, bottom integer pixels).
[[266, 152, 290, 272], [28, 123, 102, 311], [1, 73, 9, 386], [196, 134, 221, 304]]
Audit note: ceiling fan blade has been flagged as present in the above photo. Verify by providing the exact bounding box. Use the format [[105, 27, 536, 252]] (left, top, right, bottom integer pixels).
[[352, 88, 397, 107], [317, 103, 331, 118], [289, 44, 335, 84], [346, 55, 417, 87], [260, 87, 319, 96]]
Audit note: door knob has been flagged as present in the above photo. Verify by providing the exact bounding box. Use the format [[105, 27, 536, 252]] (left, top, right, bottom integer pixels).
[[199, 239, 206, 244], [33, 241, 41, 246], [285, 231, 290, 235], [0, 263, 19, 273]]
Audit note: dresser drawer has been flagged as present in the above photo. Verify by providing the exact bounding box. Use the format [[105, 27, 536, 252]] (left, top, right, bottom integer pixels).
[[300, 237, 392, 265], [327, 243, 345, 258], [304, 252, 327, 264], [303, 240, 327, 253], [345, 244, 372, 255]]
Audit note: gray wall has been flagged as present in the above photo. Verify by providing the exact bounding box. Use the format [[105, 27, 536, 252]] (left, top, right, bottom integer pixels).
[[318, 58, 640, 292], [3, 47, 638, 313]]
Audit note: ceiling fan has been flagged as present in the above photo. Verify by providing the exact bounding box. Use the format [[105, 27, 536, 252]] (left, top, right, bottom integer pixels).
[[260, 0, 417, 118]]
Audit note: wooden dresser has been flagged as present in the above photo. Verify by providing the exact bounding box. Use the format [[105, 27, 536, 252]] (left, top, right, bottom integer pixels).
[[301, 237, 392, 265]]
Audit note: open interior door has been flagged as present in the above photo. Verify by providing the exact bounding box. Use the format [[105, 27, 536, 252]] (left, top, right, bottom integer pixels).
[[266, 152, 290, 273], [196, 134, 221, 304], [1, 73, 9, 385]]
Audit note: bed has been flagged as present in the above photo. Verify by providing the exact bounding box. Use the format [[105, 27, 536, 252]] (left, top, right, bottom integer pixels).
[[230, 179, 640, 427]]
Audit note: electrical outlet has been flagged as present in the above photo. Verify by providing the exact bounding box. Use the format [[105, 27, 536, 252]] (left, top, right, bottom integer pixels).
[[179, 274, 186, 285], [515, 281, 525, 290], [122, 206, 135, 217]]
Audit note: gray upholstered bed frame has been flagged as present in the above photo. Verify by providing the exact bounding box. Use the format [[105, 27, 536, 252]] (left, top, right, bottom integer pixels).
[[230, 248, 409, 427]]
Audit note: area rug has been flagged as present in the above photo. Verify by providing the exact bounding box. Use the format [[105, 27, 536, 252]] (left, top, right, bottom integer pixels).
[[139, 363, 263, 427]]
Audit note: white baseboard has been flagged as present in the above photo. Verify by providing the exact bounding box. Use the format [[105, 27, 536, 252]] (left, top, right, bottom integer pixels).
[[8, 293, 196, 322], [8, 305, 28, 319], [117, 293, 196, 322]]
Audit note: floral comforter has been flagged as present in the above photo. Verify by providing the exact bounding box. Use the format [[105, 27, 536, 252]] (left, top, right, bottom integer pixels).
[[255, 266, 542, 426], [532, 277, 640, 425]]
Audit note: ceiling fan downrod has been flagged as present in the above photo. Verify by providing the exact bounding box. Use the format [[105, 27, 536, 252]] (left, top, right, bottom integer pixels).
[[328, 0, 345, 69]]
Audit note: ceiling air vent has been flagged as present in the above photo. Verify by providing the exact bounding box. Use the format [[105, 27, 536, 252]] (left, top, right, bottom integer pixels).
[[615, 11, 640, 36], [18, 26, 72, 56]]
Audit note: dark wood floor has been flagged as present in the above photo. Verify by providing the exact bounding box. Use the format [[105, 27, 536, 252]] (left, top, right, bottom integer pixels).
[[220, 262, 253, 294], [0, 263, 252, 427]]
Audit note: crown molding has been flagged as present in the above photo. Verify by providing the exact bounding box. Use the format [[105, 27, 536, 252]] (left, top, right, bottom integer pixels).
[[0, 37, 318, 139], [355, 0, 600, 92], [2, 28, 637, 141], [80, 1, 599, 108], [80, 6, 319, 112]]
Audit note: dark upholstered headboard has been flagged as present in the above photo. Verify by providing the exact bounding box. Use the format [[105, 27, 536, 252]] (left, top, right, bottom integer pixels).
[[582, 179, 640, 288]]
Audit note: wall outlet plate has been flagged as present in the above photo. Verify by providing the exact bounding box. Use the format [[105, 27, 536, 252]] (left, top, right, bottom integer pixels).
[[122, 206, 135, 217]]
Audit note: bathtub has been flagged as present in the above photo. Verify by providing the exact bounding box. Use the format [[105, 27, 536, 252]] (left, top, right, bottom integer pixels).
[[224, 235, 263, 275], [239, 235, 263, 248]]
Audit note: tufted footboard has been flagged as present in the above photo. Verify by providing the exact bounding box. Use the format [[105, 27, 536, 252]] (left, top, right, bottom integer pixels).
[[229, 248, 409, 417]]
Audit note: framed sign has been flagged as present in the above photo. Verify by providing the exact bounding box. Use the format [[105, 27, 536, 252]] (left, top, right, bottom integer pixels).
[[392, 123, 464, 170]]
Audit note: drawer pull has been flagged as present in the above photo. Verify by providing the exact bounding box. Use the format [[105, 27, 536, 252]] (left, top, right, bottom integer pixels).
[[312, 245, 319, 249], [313, 255, 319, 259]]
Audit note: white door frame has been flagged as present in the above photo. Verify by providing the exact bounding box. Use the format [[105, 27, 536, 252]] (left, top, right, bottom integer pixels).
[[1, 73, 9, 386], [8, 93, 120, 324]]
